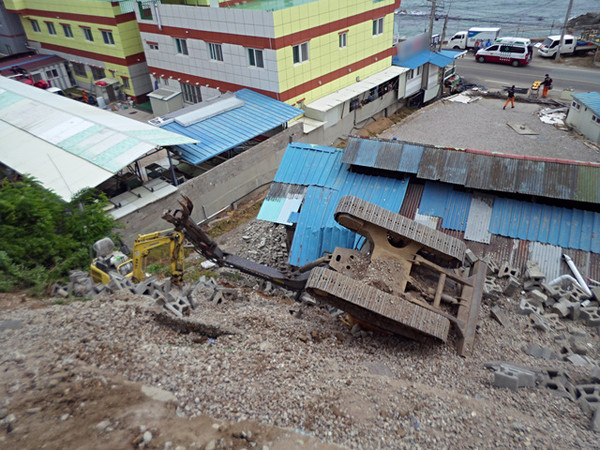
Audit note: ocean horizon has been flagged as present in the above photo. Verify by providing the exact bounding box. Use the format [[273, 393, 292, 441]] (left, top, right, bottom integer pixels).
[[394, 0, 598, 41]]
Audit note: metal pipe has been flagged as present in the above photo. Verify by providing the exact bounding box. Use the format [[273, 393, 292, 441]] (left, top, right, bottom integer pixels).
[[548, 274, 581, 288], [563, 254, 592, 296]]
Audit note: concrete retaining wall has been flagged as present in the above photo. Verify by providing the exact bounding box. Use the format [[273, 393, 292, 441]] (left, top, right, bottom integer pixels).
[[118, 122, 306, 244]]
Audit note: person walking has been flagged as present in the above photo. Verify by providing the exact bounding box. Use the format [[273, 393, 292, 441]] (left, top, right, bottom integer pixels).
[[474, 39, 480, 52], [503, 85, 515, 109], [541, 74, 553, 98]]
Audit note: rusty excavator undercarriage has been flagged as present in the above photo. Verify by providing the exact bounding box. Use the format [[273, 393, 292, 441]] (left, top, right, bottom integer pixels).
[[163, 195, 486, 356]]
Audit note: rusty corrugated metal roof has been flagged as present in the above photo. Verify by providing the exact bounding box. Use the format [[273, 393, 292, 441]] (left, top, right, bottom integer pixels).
[[342, 136, 600, 205]]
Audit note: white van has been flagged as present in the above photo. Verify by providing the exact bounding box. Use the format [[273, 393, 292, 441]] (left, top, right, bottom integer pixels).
[[475, 37, 533, 67]]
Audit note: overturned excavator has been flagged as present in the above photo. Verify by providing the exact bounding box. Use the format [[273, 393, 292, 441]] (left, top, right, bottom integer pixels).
[[163, 195, 485, 356]]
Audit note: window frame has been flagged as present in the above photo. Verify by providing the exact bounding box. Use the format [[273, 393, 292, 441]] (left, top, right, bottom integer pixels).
[[339, 32, 347, 49], [208, 42, 223, 61], [81, 27, 93, 42], [101, 30, 115, 45], [90, 66, 105, 80], [147, 41, 159, 50], [30, 19, 41, 33], [247, 48, 264, 68], [180, 82, 202, 104], [46, 22, 56, 35], [45, 68, 59, 78], [62, 24, 73, 38], [175, 38, 189, 55], [71, 62, 87, 77], [121, 76, 130, 89], [292, 42, 309, 64], [372, 17, 384, 36]]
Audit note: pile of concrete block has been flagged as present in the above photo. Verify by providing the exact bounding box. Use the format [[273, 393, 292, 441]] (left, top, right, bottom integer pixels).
[[53, 271, 241, 319], [485, 362, 600, 431]]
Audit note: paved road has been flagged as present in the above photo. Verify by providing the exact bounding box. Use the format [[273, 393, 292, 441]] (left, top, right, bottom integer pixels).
[[454, 51, 600, 94]]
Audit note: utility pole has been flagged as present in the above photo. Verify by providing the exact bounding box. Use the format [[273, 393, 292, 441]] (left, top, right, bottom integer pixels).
[[438, 12, 449, 51], [428, 0, 437, 49], [556, 0, 573, 60]]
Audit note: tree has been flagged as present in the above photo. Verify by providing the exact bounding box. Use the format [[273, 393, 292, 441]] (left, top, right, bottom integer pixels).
[[0, 176, 118, 294]]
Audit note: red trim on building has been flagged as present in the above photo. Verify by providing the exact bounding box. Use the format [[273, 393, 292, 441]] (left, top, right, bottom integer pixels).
[[98, 28, 112, 32], [40, 42, 146, 66], [148, 66, 280, 100], [279, 47, 394, 101], [146, 41, 158, 46], [338, 29, 349, 35], [147, 46, 394, 103], [220, 0, 259, 6], [79, 25, 91, 29], [137, 2, 397, 50], [5, 8, 136, 26]]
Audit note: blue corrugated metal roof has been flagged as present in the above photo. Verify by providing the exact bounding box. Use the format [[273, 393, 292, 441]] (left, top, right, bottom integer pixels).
[[572, 92, 600, 116], [274, 143, 342, 187], [161, 89, 303, 165], [489, 197, 600, 253], [419, 182, 471, 231], [393, 50, 454, 69], [259, 142, 410, 266]]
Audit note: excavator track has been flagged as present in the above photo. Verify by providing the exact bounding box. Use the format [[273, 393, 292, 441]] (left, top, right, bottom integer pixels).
[[334, 196, 466, 264], [306, 267, 451, 342]]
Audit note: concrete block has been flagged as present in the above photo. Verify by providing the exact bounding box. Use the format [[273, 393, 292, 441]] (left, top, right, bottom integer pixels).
[[525, 261, 545, 280], [543, 313, 567, 332], [552, 299, 572, 318], [135, 276, 157, 296], [529, 289, 548, 306], [524, 343, 555, 360], [567, 354, 591, 366], [107, 277, 123, 292], [575, 385, 600, 415], [592, 286, 600, 301], [580, 307, 600, 327], [490, 306, 510, 327], [569, 284, 591, 302], [542, 282, 560, 299], [529, 312, 550, 332], [56, 287, 69, 298], [69, 270, 90, 283], [523, 279, 542, 292], [540, 369, 575, 400], [493, 364, 536, 391], [591, 406, 600, 432], [518, 298, 543, 316], [163, 296, 190, 318], [465, 248, 478, 265], [503, 277, 520, 297], [591, 366, 600, 384], [482, 255, 499, 275], [498, 262, 520, 279], [483, 276, 503, 301]]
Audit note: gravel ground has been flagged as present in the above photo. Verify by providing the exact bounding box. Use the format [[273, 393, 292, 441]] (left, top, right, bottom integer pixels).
[[379, 96, 600, 164], [1, 218, 600, 449]]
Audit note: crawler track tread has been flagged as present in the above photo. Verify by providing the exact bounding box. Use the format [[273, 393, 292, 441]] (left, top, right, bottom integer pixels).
[[306, 267, 450, 342], [335, 196, 466, 264]]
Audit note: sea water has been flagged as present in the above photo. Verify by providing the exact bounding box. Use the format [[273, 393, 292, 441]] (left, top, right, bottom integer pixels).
[[394, 0, 598, 40]]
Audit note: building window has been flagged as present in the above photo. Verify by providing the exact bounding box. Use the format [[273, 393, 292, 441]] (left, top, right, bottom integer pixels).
[[208, 43, 223, 61], [175, 38, 188, 55], [46, 22, 56, 35], [292, 42, 309, 64], [90, 67, 105, 80], [72, 62, 87, 77], [180, 82, 202, 104], [349, 97, 360, 111], [30, 19, 40, 33], [147, 41, 159, 50], [101, 30, 115, 45], [339, 32, 347, 49], [121, 77, 130, 89], [46, 69, 59, 78], [138, 2, 153, 20], [82, 27, 93, 42], [62, 24, 73, 38], [372, 18, 384, 36], [247, 48, 264, 68]]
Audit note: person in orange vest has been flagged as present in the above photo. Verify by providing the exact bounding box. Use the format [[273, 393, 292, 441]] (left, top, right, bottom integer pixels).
[[82, 91, 88, 103], [503, 85, 515, 110], [541, 74, 552, 98]]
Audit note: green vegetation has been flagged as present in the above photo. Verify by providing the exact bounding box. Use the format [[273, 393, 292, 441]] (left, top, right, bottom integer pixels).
[[0, 177, 118, 296]]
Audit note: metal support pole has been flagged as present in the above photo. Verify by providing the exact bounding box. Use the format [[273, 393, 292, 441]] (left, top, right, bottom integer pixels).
[[556, 0, 573, 60]]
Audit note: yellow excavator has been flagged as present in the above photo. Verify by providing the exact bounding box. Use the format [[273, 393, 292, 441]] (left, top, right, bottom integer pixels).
[[90, 229, 185, 284]]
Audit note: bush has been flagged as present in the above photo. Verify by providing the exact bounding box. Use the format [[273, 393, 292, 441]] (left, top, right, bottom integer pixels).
[[0, 177, 118, 295]]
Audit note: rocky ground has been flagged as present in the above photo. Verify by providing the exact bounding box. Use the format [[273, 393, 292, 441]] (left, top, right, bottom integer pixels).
[[1, 217, 600, 450]]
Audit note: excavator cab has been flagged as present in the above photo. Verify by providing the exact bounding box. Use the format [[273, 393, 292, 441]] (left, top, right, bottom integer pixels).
[[90, 237, 134, 284]]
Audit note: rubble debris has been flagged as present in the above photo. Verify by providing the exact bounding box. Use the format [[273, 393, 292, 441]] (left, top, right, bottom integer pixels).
[[498, 262, 520, 279], [525, 261, 546, 281], [490, 306, 510, 327]]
